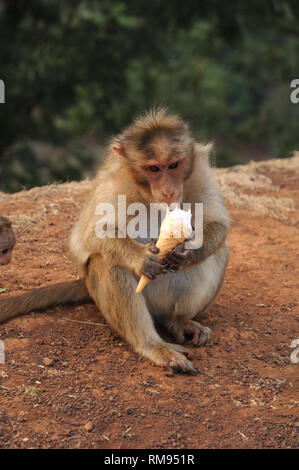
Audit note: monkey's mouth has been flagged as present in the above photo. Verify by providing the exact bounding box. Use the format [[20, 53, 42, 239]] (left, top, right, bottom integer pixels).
[[160, 196, 183, 206], [0, 247, 12, 265]]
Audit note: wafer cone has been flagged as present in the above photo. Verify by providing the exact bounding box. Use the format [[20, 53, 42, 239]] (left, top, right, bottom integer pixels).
[[136, 208, 193, 294]]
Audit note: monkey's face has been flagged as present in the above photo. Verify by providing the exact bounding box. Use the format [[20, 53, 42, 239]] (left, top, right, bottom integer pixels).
[[141, 157, 185, 204], [139, 134, 187, 204], [0, 218, 16, 265]]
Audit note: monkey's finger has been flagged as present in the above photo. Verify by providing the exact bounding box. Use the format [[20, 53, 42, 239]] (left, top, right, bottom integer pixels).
[[143, 267, 159, 279], [177, 249, 189, 259], [170, 358, 197, 375], [149, 241, 160, 254], [171, 246, 189, 259], [141, 270, 156, 280], [148, 255, 167, 266], [174, 331, 185, 344], [153, 265, 166, 276], [198, 326, 211, 346], [143, 259, 168, 278], [165, 253, 180, 265], [166, 247, 189, 262], [167, 343, 194, 359], [184, 350, 194, 360], [193, 326, 211, 347], [151, 262, 168, 274], [165, 264, 179, 273], [192, 329, 200, 345], [164, 256, 184, 270], [143, 258, 166, 276]]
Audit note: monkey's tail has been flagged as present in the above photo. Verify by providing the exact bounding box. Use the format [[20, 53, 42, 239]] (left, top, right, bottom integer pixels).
[[0, 280, 91, 324]]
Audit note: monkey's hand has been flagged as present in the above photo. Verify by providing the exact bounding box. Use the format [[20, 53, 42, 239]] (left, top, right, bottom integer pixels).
[[140, 242, 168, 280], [164, 244, 190, 272]]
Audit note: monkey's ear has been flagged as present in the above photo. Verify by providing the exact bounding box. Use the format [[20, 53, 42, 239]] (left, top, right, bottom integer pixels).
[[112, 144, 126, 158]]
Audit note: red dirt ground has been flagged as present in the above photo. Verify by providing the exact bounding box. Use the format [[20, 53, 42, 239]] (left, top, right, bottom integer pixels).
[[0, 156, 298, 449]]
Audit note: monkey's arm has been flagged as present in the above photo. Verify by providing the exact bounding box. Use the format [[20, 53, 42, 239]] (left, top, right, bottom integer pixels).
[[84, 233, 166, 279], [165, 221, 228, 270], [163, 142, 230, 271], [71, 186, 167, 278], [185, 220, 228, 266]]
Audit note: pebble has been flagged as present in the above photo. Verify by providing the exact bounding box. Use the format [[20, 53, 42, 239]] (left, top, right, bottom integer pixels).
[[84, 421, 94, 432], [43, 357, 54, 366]]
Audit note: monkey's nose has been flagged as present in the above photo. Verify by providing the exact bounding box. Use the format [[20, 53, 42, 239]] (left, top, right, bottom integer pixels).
[[162, 191, 175, 203]]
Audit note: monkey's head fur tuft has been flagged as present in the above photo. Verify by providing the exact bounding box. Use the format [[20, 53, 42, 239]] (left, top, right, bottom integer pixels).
[[113, 107, 189, 147], [134, 106, 188, 133]]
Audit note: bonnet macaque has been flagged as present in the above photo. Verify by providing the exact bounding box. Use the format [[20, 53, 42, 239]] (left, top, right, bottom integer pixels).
[[0, 109, 229, 374]]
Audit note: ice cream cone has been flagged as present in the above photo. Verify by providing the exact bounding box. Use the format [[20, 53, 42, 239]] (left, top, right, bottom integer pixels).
[[136, 208, 193, 294]]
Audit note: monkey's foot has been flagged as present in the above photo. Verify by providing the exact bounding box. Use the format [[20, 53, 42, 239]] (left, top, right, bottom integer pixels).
[[141, 342, 197, 374], [167, 319, 211, 346]]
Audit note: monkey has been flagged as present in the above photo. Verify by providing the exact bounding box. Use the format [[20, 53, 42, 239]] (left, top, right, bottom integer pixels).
[[69, 108, 230, 373], [0, 215, 16, 265], [0, 108, 229, 374]]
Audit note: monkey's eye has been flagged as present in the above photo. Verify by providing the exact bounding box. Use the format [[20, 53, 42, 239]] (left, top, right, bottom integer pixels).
[[148, 165, 160, 172], [168, 161, 179, 169]]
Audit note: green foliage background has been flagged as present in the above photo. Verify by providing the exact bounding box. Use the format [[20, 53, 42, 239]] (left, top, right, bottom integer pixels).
[[0, 0, 298, 192]]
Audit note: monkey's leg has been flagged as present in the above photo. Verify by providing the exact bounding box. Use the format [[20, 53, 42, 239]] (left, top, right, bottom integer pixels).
[[84, 255, 197, 374], [145, 246, 229, 346], [163, 318, 211, 346]]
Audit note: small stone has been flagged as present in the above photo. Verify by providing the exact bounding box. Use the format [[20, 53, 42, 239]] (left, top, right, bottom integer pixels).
[[43, 358, 54, 366], [35, 339, 44, 345], [84, 421, 94, 432]]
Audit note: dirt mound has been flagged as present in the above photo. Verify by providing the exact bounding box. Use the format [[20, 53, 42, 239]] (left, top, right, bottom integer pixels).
[[215, 153, 299, 222], [0, 154, 298, 449]]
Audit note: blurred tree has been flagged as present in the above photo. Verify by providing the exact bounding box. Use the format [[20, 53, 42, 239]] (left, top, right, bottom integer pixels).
[[0, 0, 298, 191]]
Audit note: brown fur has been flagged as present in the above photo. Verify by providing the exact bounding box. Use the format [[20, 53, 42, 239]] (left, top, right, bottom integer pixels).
[[0, 215, 16, 265], [0, 280, 91, 324]]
